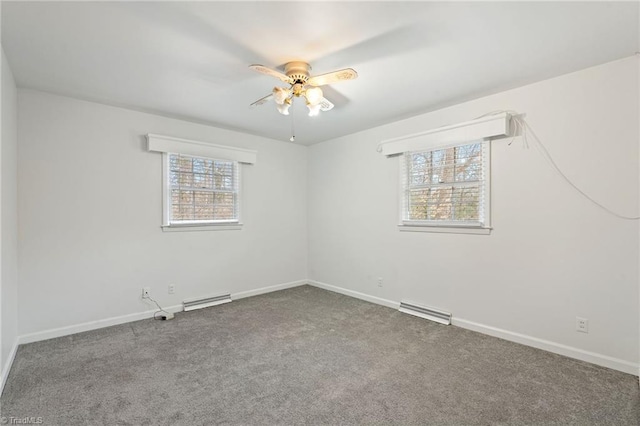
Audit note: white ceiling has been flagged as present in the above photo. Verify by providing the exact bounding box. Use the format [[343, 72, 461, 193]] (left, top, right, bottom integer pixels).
[[2, 2, 638, 145]]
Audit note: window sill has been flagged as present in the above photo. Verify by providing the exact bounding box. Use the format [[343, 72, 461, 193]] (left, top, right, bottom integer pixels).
[[398, 224, 491, 235], [162, 223, 243, 232]]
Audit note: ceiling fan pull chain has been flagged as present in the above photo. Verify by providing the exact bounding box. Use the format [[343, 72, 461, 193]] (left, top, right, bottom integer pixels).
[[290, 107, 296, 142]]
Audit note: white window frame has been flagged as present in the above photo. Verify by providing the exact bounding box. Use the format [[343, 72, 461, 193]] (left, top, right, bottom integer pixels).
[[399, 140, 491, 235], [146, 134, 256, 233], [161, 153, 242, 232]]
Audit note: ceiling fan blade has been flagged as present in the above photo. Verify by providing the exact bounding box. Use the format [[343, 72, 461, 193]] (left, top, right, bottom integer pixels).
[[314, 24, 430, 71], [319, 97, 334, 112], [124, 4, 272, 83], [307, 68, 358, 87], [250, 93, 274, 108], [249, 64, 291, 83], [320, 86, 350, 107]]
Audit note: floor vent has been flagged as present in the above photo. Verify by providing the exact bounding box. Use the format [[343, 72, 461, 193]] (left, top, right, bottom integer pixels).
[[399, 302, 451, 325], [183, 294, 232, 312]]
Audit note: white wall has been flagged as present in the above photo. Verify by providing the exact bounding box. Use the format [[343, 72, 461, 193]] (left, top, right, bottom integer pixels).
[[308, 57, 639, 370], [17, 90, 307, 336], [1, 48, 19, 381]]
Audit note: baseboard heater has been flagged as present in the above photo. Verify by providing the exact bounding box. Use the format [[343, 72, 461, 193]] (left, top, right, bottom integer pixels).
[[399, 301, 451, 325], [183, 293, 232, 312]]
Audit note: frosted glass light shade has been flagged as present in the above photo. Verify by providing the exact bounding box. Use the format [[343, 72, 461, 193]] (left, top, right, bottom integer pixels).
[[273, 87, 291, 105], [305, 87, 323, 105], [307, 103, 321, 117], [276, 102, 291, 115]]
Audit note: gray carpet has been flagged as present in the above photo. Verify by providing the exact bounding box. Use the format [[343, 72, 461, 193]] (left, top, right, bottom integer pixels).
[[1, 285, 638, 425]]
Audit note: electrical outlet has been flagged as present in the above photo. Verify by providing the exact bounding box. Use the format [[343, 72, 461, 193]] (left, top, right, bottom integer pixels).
[[377, 277, 383, 287], [576, 317, 588, 333], [142, 287, 150, 299], [168, 284, 175, 295]]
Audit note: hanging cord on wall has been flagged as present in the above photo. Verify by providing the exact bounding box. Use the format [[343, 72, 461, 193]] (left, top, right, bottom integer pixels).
[[145, 294, 173, 320], [482, 110, 640, 221]]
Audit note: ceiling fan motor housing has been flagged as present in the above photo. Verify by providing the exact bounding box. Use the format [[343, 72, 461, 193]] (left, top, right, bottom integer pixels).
[[285, 61, 311, 84]]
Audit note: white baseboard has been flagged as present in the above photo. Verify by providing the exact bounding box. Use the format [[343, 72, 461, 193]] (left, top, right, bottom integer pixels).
[[232, 280, 307, 300], [452, 318, 639, 376], [309, 280, 639, 376], [1, 338, 19, 397], [18, 303, 183, 345], [308, 280, 400, 310], [16, 279, 309, 346]]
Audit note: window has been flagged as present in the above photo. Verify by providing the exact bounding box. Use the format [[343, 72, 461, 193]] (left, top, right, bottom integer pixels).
[[164, 153, 240, 227], [147, 134, 256, 231], [401, 141, 490, 231]]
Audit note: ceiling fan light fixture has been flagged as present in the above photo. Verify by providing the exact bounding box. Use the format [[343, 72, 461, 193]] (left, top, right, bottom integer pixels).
[[276, 101, 291, 115], [304, 87, 323, 105], [272, 87, 291, 105], [307, 103, 321, 117]]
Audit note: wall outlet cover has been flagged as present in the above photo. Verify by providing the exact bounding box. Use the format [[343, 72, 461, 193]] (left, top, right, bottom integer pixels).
[[576, 317, 588, 333]]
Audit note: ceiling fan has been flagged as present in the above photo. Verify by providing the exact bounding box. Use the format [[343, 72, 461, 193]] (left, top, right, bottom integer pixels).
[[249, 61, 358, 117]]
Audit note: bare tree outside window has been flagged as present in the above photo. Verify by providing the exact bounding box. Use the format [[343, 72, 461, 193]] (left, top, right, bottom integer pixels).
[[168, 154, 239, 223], [404, 142, 484, 224]]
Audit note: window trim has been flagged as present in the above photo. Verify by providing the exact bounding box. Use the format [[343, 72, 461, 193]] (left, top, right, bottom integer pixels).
[[378, 112, 510, 156], [398, 224, 491, 235], [398, 140, 491, 234], [147, 133, 257, 164], [161, 153, 243, 231]]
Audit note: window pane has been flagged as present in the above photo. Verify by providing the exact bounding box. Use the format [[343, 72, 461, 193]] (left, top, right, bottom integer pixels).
[[178, 190, 193, 204], [178, 157, 192, 172], [431, 149, 445, 183], [454, 143, 482, 182], [167, 154, 239, 223], [409, 153, 431, 185], [408, 189, 429, 220], [179, 204, 194, 218], [169, 155, 179, 170], [178, 172, 193, 187], [170, 171, 179, 187], [171, 189, 180, 205], [452, 186, 479, 221], [214, 161, 234, 190], [193, 173, 213, 189], [404, 142, 484, 224], [429, 187, 453, 220], [194, 205, 214, 220], [194, 191, 213, 205], [192, 158, 206, 173]]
